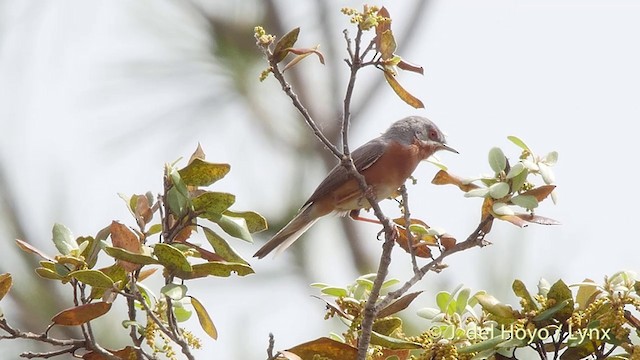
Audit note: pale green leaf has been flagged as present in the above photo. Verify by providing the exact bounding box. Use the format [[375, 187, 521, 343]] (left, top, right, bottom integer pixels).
[[488, 147, 507, 173], [52, 223, 77, 255]]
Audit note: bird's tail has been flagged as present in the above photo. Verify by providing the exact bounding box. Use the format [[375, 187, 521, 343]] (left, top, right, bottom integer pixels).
[[253, 204, 318, 259]]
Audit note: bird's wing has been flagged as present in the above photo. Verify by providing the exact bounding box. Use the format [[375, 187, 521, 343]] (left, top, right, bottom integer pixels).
[[303, 137, 387, 207]]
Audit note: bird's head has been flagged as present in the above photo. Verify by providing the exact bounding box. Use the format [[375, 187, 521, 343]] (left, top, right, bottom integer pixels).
[[384, 116, 458, 155]]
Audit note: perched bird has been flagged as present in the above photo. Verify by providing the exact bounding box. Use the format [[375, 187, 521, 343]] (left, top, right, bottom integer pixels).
[[253, 116, 457, 259]]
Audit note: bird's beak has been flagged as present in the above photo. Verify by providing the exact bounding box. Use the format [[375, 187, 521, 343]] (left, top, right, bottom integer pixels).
[[439, 143, 459, 154]]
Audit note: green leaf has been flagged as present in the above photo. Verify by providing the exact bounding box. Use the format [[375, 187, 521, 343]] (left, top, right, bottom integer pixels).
[[511, 194, 539, 210], [223, 210, 267, 233], [153, 243, 192, 273], [512, 279, 538, 311], [178, 158, 230, 187], [0, 273, 13, 301], [161, 283, 187, 300], [372, 317, 402, 335], [35, 267, 65, 281], [211, 214, 253, 242], [416, 307, 441, 320], [203, 227, 248, 264], [545, 279, 574, 322], [174, 262, 254, 280], [273, 27, 300, 63], [488, 147, 507, 173], [459, 334, 508, 354], [506, 162, 525, 179], [193, 192, 236, 217], [436, 291, 453, 313], [575, 279, 599, 310], [190, 296, 217, 340], [69, 270, 114, 288], [52, 223, 77, 255], [488, 182, 510, 199], [474, 294, 516, 320], [507, 136, 531, 153], [173, 301, 193, 322], [510, 167, 529, 192], [370, 330, 423, 350], [321, 287, 349, 297], [492, 202, 514, 216], [166, 186, 190, 216], [456, 288, 471, 315], [104, 246, 159, 265], [533, 299, 572, 322]]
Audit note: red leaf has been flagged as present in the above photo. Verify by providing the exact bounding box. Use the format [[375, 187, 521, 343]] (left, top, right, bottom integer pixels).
[[52, 302, 112, 326]]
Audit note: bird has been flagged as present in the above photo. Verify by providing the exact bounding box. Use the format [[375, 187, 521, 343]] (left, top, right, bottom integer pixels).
[[253, 116, 457, 259]]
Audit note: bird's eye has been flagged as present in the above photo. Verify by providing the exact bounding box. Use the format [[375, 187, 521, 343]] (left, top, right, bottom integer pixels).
[[428, 129, 438, 140]]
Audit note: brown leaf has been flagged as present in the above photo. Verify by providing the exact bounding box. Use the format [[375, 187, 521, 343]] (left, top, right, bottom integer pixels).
[[520, 185, 556, 202], [83, 346, 139, 360], [311, 295, 350, 319], [137, 268, 157, 282], [395, 225, 432, 258], [0, 273, 12, 301], [188, 143, 206, 164], [480, 198, 494, 233], [287, 337, 357, 360], [440, 235, 457, 251], [397, 59, 424, 75], [15, 239, 54, 261], [431, 170, 480, 192], [133, 195, 153, 225], [52, 302, 112, 326], [273, 27, 300, 63], [282, 46, 325, 72], [110, 221, 142, 272], [515, 214, 561, 225], [172, 225, 195, 243], [377, 291, 422, 318], [383, 71, 424, 108]]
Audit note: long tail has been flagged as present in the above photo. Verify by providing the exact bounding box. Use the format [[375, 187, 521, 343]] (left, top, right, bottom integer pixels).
[[253, 204, 318, 259]]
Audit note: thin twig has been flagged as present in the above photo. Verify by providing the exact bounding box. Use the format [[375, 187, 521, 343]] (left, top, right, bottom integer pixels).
[[375, 216, 493, 312], [399, 185, 420, 273]]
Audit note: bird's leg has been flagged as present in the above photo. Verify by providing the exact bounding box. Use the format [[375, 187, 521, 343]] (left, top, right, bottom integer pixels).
[[349, 209, 381, 224]]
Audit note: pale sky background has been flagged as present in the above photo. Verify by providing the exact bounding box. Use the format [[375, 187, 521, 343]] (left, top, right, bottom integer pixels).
[[1, 0, 639, 359]]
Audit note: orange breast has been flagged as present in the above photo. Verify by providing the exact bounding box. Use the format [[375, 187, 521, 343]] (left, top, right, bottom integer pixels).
[[330, 140, 424, 212]]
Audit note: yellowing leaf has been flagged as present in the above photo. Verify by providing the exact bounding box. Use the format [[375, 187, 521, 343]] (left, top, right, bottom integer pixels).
[[178, 158, 230, 187], [383, 71, 424, 109], [193, 192, 236, 217], [52, 302, 112, 326], [287, 337, 357, 360], [103, 247, 159, 266], [0, 273, 12, 301], [431, 170, 480, 192], [378, 29, 396, 60], [82, 346, 138, 360], [153, 243, 192, 273], [190, 296, 217, 340], [175, 262, 254, 280], [375, 7, 391, 50], [70, 270, 114, 288]]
